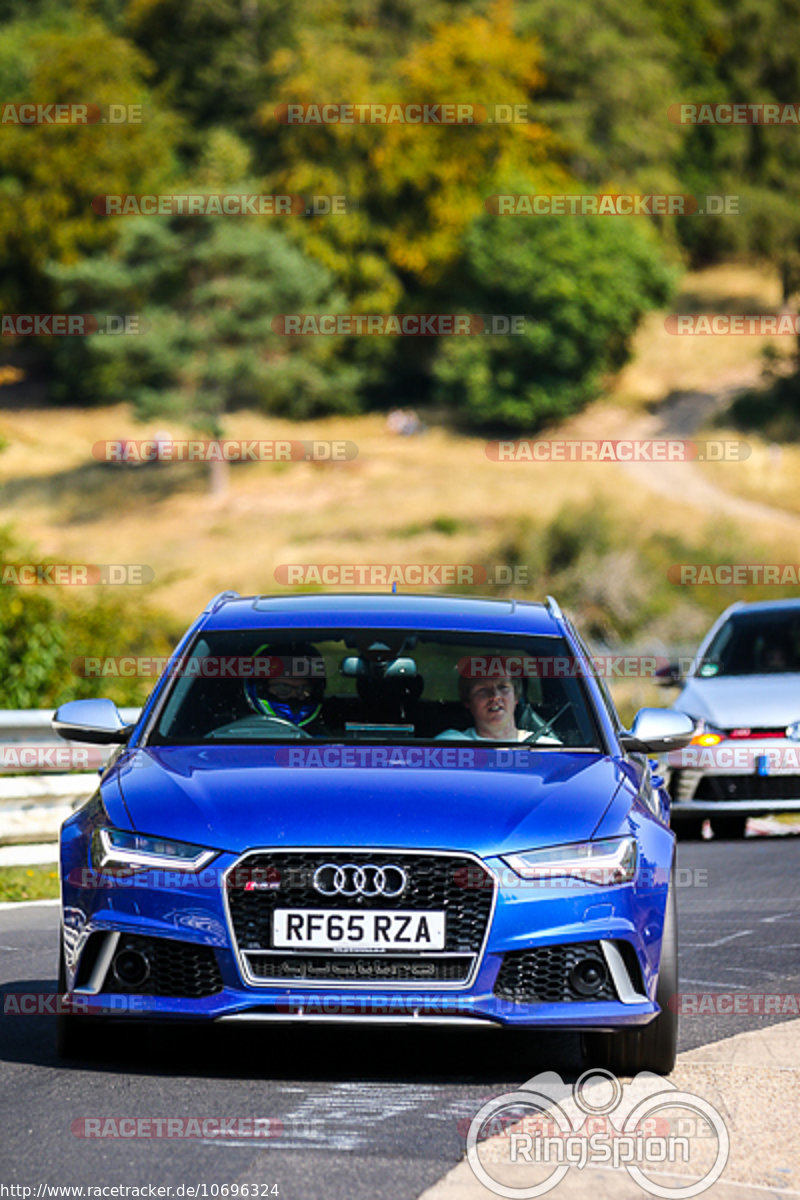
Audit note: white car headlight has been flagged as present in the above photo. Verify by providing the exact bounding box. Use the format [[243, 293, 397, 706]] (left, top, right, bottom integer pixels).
[[91, 828, 218, 873], [501, 837, 638, 885]]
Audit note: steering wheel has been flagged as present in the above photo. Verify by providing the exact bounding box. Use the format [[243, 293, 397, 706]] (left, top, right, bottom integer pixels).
[[208, 715, 314, 740], [256, 715, 314, 739], [520, 702, 571, 744]]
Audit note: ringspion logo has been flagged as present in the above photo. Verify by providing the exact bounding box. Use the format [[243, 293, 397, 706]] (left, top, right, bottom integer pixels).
[[466, 1069, 729, 1198]]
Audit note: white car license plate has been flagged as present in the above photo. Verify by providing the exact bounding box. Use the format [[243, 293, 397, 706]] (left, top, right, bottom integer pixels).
[[272, 908, 445, 951]]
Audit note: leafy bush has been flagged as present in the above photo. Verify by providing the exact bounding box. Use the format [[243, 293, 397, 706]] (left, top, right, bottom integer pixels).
[[0, 527, 179, 708], [433, 203, 678, 431], [490, 498, 782, 644]]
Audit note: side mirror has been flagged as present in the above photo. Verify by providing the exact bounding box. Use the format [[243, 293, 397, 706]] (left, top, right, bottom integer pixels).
[[620, 708, 696, 754], [53, 699, 135, 745]]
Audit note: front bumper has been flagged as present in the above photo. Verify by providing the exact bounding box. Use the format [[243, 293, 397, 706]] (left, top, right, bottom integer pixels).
[[61, 832, 671, 1032], [669, 737, 800, 818], [60, 903, 664, 1033]]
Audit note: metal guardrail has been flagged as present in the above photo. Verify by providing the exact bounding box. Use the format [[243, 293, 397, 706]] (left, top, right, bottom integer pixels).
[[0, 708, 141, 741], [0, 708, 141, 847]]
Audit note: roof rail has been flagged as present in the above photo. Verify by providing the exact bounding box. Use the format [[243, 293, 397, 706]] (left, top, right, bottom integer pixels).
[[203, 590, 240, 614], [545, 595, 563, 620]]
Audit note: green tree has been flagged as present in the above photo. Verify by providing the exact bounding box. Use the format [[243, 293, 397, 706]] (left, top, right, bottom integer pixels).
[[515, 0, 686, 195], [433, 199, 677, 430], [262, 0, 566, 402], [47, 212, 365, 424], [0, 14, 178, 312]]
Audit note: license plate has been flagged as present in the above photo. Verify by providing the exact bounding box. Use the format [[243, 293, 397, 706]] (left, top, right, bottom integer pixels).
[[272, 908, 445, 951]]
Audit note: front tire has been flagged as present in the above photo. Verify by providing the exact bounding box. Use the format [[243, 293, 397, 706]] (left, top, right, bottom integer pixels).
[[582, 875, 678, 1076]]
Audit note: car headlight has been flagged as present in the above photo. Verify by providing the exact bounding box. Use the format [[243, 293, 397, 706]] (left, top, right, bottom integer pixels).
[[501, 837, 638, 885], [688, 725, 725, 747], [91, 828, 218, 873]]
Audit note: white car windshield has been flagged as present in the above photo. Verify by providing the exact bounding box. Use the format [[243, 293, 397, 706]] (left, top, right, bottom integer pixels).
[[699, 610, 800, 677]]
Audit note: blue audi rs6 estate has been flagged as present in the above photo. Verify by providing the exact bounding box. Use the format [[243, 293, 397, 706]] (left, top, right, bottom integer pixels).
[[55, 592, 694, 1073]]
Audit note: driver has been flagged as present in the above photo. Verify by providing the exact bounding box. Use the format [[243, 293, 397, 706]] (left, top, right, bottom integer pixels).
[[244, 642, 329, 733]]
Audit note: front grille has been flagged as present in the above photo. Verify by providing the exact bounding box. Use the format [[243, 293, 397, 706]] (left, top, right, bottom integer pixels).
[[248, 953, 472, 983], [226, 851, 495, 987], [694, 775, 800, 802], [494, 942, 616, 1004], [103, 935, 223, 998]]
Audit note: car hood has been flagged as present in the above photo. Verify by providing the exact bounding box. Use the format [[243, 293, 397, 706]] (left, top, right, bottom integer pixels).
[[109, 746, 629, 858], [675, 674, 800, 729]]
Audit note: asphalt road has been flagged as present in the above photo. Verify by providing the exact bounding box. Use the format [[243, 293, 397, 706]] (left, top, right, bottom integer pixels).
[[1, 837, 798, 1199]]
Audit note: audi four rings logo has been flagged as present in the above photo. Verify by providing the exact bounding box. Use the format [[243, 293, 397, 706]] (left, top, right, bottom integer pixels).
[[313, 863, 407, 897]]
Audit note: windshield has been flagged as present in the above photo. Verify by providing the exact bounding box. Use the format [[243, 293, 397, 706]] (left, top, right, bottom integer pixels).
[[698, 610, 800, 677], [146, 628, 602, 749]]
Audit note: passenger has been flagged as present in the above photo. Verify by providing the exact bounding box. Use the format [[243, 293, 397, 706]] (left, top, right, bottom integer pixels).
[[437, 669, 559, 743]]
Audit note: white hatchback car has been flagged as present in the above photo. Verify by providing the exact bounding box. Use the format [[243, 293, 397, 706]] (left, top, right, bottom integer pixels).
[[664, 599, 800, 838]]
